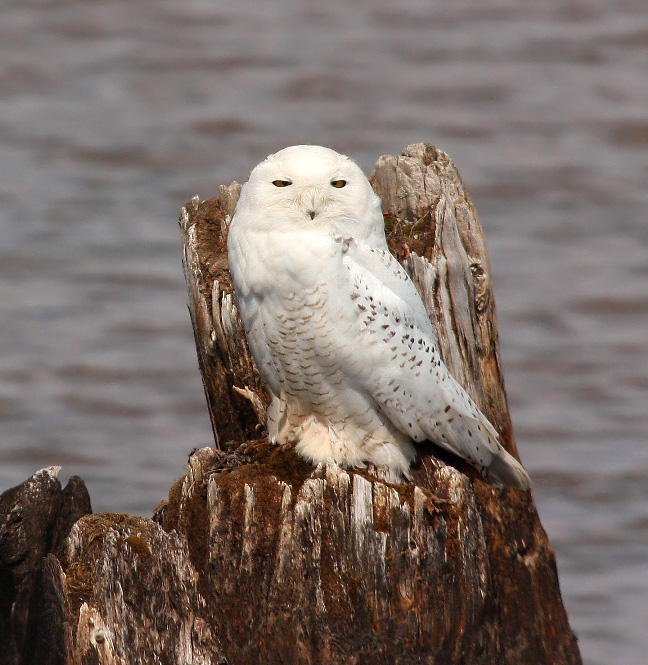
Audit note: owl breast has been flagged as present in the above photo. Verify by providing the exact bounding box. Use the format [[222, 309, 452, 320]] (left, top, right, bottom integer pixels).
[[259, 281, 351, 406], [231, 234, 414, 477]]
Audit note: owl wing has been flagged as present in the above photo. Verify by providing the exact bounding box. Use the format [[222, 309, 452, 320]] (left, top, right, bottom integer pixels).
[[342, 240, 529, 489]]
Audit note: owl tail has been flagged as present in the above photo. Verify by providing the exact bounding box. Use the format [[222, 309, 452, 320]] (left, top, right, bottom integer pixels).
[[471, 412, 531, 490], [431, 409, 531, 491], [485, 447, 530, 490]]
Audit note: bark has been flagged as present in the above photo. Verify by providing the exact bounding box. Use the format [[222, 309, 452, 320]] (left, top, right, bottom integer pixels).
[[0, 144, 582, 664]]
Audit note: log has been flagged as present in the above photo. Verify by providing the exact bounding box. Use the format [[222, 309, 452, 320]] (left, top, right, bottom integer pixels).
[[0, 144, 582, 664]]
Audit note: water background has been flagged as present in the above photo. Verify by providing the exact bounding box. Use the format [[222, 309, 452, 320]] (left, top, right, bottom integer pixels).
[[1, 2, 647, 663]]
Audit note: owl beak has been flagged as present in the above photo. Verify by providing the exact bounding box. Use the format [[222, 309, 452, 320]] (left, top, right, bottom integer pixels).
[[300, 186, 325, 221]]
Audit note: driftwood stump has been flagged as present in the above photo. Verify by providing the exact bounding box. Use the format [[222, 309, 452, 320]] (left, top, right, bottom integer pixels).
[[0, 144, 582, 664]]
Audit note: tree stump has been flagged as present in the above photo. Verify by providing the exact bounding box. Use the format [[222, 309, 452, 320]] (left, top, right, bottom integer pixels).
[[0, 144, 582, 665]]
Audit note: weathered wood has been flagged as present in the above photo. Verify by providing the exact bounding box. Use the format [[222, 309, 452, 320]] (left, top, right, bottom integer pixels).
[[0, 467, 91, 665], [0, 144, 582, 665], [152, 439, 576, 664], [179, 189, 266, 449]]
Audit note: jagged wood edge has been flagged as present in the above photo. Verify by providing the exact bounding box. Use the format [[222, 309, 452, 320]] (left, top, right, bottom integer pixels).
[[179, 190, 266, 449]]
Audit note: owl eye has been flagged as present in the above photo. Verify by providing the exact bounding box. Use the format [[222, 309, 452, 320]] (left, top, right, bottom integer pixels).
[[331, 179, 347, 188], [272, 179, 292, 187]]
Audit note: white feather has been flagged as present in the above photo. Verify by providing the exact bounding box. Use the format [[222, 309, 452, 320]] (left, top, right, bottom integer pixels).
[[227, 145, 529, 489]]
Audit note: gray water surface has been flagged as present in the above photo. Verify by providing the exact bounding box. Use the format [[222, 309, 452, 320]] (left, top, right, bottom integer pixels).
[[1, 3, 647, 663]]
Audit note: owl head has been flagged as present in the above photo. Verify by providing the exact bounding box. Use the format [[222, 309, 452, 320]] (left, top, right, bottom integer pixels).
[[235, 145, 384, 242]]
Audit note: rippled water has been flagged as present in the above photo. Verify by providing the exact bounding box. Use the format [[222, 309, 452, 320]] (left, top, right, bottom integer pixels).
[[1, 2, 647, 663]]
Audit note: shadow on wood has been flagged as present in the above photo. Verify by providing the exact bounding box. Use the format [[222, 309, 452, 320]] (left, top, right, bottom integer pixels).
[[0, 144, 582, 665]]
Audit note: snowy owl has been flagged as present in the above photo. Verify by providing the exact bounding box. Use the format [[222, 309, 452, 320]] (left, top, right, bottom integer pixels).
[[227, 145, 530, 489]]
